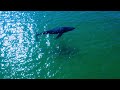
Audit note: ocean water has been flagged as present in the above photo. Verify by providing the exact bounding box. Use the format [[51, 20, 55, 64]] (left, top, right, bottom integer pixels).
[[0, 11, 120, 79]]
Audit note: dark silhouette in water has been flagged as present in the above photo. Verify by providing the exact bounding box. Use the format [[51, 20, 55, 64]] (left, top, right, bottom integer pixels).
[[58, 46, 79, 56], [36, 27, 75, 39]]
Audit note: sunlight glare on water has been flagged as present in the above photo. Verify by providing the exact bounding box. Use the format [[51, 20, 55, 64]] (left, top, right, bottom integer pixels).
[[0, 11, 39, 78], [0, 11, 61, 79]]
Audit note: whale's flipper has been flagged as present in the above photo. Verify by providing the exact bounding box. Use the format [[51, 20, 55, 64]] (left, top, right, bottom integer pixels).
[[56, 33, 63, 39]]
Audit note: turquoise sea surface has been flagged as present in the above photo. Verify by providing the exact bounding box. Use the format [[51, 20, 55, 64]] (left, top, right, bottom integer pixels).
[[0, 11, 120, 79]]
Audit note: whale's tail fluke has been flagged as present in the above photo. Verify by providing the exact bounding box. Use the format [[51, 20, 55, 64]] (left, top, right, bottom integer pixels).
[[36, 33, 43, 36], [35, 32, 43, 41]]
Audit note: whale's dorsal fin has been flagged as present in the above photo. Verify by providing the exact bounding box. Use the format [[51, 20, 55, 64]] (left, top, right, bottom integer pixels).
[[56, 33, 63, 39]]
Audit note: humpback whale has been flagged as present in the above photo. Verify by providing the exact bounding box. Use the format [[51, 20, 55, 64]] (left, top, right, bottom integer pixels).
[[36, 27, 75, 39]]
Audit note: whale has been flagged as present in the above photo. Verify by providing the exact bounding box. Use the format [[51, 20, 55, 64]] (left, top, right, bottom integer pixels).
[[36, 27, 75, 39]]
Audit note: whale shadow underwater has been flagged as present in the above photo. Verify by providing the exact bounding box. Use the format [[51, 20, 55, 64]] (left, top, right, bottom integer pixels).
[[36, 26, 75, 39], [55, 45, 80, 57]]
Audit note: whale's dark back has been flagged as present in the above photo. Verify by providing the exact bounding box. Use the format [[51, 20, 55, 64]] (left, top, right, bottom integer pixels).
[[47, 27, 75, 34], [61, 27, 75, 33]]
